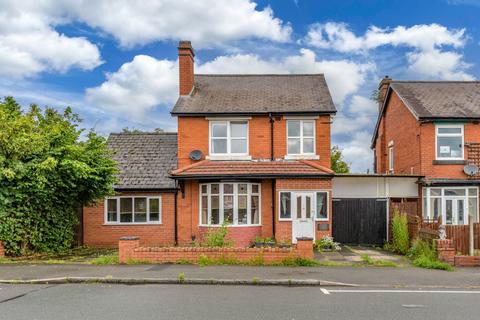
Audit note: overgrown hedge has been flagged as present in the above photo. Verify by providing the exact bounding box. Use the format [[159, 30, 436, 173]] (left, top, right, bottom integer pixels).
[[0, 97, 117, 255]]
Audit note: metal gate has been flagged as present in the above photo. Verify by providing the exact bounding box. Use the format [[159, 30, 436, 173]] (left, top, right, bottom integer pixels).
[[332, 198, 387, 245]]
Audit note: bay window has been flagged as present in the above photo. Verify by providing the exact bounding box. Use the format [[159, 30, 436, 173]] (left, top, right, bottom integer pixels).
[[105, 196, 161, 224], [287, 120, 315, 155], [200, 183, 261, 226], [423, 187, 478, 225], [436, 124, 463, 160], [210, 121, 248, 155]]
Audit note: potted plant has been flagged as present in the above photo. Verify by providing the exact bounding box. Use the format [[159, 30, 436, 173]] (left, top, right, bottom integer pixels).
[[264, 237, 276, 247], [315, 236, 341, 252], [254, 236, 265, 248], [278, 239, 292, 248]]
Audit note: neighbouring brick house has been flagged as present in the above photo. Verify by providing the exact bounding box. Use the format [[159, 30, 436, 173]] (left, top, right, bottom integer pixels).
[[83, 41, 336, 247], [372, 77, 480, 226]]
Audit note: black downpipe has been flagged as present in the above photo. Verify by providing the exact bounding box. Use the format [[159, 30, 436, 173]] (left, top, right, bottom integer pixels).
[[174, 187, 178, 245], [269, 113, 276, 238]]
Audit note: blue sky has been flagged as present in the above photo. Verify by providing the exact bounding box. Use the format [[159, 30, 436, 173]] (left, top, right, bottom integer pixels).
[[1, 0, 480, 172]]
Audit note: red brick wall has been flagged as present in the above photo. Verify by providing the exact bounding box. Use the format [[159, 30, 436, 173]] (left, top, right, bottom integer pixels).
[[197, 226, 262, 248], [375, 90, 480, 179], [83, 192, 176, 247], [177, 115, 332, 168], [374, 91, 421, 174], [275, 178, 333, 242], [118, 238, 314, 264]]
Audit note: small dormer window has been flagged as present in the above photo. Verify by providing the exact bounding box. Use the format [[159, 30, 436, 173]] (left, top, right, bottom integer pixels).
[[436, 124, 464, 160], [210, 121, 248, 155], [287, 120, 315, 155]]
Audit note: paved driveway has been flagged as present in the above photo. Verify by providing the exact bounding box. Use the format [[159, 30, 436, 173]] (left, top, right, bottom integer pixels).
[[316, 246, 408, 265]]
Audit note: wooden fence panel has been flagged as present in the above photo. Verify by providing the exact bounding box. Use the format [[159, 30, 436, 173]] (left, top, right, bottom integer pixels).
[[417, 222, 479, 255]]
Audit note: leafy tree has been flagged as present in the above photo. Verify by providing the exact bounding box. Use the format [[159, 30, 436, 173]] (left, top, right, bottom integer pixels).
[[0, 97, 117, 255], [331, 146, 350, 173]]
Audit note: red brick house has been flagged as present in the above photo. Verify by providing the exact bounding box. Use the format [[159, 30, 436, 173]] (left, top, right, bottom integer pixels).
[[83, 41, 336, 247], [372, 77, 480, 226]]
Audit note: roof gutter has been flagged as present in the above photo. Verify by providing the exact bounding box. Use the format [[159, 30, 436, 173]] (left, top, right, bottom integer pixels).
[[170, 174, 334, 180]]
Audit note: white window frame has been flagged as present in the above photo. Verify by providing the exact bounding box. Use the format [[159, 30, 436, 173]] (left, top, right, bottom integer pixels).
[[388, 145, 394, 172], [208, 121, 249, 156], [286, 120, 316, 158], [199, 182, 261, 227], [435, 124, 464, 160], [104, 196, 162, 225], [423, 187, 478, 225], [278, 190, 329, 221]]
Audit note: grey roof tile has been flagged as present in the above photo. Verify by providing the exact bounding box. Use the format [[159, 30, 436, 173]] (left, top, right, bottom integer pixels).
[[171, 74, 336, 115], [107, 133, 177, 189], [390, 81, 480, 119]]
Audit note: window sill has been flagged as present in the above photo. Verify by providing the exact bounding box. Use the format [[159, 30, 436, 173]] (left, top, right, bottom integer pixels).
[[432, 160, 466, 165], [206, 155, 252, 161], [103, 222, 162, 226], [284, 154, 320, 160], [198, 224, 262, 228]]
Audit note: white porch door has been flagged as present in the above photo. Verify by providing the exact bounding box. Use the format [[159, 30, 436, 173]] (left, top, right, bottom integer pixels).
[[444, 197, 467, 225], [292, 192, 315, 243]]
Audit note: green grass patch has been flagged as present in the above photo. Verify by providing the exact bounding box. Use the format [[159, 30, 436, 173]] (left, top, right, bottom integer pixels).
[[360, 254, 397, 267], [89, 254, 119, 265], [412, 255, 453, 271], [408, 239, 454, 271]]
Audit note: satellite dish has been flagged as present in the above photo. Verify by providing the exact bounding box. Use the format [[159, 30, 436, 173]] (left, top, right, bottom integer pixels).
[[463, 165, 479, 176], [189, 150, 203, 161]]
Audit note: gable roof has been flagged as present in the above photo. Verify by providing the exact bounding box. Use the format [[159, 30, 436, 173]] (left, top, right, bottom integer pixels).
[[390, 81, 480, 119], [107, 132, 177, 190], [371, 81, 480, 148], [171, 74, 336, 115]]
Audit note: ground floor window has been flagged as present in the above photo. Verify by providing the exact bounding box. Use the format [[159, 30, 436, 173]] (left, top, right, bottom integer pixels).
[[423, 187, 478, 225], [279, 191, 329, 221], [200, 182, 260, 226], [105, 196, 161, 224]]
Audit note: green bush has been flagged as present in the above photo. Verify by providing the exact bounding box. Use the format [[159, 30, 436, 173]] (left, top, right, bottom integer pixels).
[[408, 239, 453, 271], [0, 97, 117, 255], [391, 210, 409, 254], [314, 236, 341, 252], [202, 223, 233, 248]]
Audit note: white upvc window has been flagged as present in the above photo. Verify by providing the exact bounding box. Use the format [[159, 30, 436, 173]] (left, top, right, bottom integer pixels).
[[209, 121, 248, 155], [435, 124, 464, 160], [423, 187, 478, 225], [105, 196, 161, 224], [200, 182, 261, 226], [388, 145, 394, 172], [279, 190, 329, 221], [287, 120, 315, 156]]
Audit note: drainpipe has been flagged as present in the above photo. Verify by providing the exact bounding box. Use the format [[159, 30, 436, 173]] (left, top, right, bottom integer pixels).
[[174, 184, 178, 245], [269, 113, 276, 239]]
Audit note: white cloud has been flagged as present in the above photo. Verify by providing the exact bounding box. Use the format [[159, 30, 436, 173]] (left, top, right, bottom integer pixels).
[[305, 22, 473, 80], [336, 131, 373, 173], [348, 95, 377, 114], [85, 55, 178, 117], [0, 3, 102, 78], [87, 49, 374, 118]]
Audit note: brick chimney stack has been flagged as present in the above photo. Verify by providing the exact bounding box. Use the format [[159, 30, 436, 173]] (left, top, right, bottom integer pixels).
[[178, 41, 195, 96], [378, 76, 392, 110]]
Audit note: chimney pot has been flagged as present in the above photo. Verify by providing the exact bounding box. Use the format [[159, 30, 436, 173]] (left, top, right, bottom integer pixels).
[[178, 40, 195, 96]]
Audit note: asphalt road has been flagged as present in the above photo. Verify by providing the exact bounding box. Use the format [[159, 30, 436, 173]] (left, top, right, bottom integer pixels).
[[1, 284, 480, 320]]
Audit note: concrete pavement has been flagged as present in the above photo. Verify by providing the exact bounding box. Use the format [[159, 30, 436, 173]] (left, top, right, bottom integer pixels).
[[1, 264, 479, 288], [1, 284, 480, 320]]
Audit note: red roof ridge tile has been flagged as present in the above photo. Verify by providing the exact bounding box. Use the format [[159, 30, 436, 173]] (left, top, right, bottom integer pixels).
[[299, 160, 334, 174], [171, 159, 210, 175]]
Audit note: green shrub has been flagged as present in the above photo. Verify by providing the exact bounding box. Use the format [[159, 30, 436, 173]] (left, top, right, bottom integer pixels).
[[202, 223, 232, 248], [408, 239, 453, 271], [412, 255, 453, 271], [391, 210, 409, 254]]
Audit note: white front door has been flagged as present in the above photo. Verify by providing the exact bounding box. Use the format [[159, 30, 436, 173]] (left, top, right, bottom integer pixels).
[[292, 192, 315, 243], [444, 197, 467, 225]]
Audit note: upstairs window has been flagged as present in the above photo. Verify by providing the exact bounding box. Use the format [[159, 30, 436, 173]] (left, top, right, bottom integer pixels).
[[287, 120, 315, 155], [210, 121, 248, 155], [436, 124, 463, 160]]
